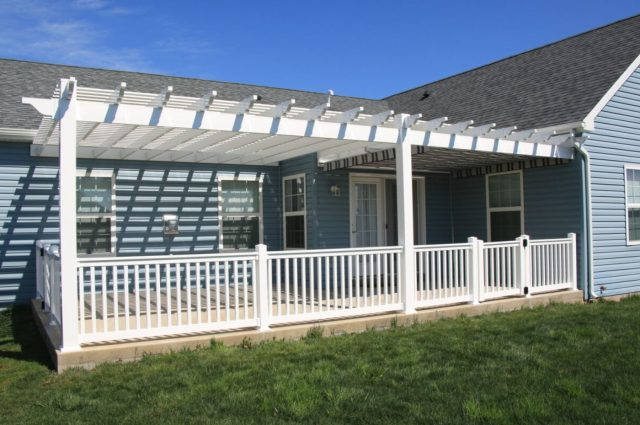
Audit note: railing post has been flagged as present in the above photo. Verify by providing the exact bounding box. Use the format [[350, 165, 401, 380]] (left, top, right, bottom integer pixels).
[[516, 235, 530, 297], [468, 237, 479, 304], [469, 237, 485, 304], [255, 244, 271, 331], [568, 232, 578, 291], [35, 241, 44, 304]]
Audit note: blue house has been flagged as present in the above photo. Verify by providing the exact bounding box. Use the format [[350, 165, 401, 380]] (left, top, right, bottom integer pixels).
[[0, 15, 638, 364]]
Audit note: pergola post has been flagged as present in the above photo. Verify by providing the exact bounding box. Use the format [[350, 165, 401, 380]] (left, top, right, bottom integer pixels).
[[58, 78, 80, 352], [395, 114, 416, 314]]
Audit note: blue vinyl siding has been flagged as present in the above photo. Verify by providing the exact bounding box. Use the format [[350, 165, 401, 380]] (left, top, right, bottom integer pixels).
[[451, 163, 583, 257], [425, 173, 453, 244], [586, 65, 640, 296], [0, 142, 281, 308], [451, 175, 486, 242]]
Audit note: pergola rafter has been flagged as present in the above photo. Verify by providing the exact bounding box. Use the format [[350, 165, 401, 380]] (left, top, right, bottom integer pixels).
[[23, 77, 578, 168]]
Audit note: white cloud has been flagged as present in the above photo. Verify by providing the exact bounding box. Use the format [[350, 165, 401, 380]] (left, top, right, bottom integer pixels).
[[0, 0, 218, 73]]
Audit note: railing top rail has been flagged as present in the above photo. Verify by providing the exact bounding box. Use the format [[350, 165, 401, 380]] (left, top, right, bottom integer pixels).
[[268, 245, 403, 258], [529, 237, 573, 245], [415, 242, 472, 251], [483, 240, 520, 248], [77, 251, 258, 267]]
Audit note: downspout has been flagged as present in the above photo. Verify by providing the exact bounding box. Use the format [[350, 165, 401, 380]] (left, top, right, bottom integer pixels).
[[574, 142, 597, 300]]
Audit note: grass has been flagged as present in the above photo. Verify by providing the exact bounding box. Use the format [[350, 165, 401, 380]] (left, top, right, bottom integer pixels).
[[1, 298, 639, 424]]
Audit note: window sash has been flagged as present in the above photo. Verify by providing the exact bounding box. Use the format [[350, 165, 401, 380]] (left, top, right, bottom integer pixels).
[[625, 165, 640, 244], [219, 178, 263, 250], [283, 175, 306, 249], [76, 172, 116, 255], [487, 171, 523, 242]]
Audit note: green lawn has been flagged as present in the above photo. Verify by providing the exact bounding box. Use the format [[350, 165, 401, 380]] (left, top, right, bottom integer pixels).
[[1, 298, 639, 425]]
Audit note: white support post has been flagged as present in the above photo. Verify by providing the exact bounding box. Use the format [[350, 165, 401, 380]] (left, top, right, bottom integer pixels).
[[395, 114, 416, 314], [517, 235, 530, 297], [468, 237, 480, 305], [58, 78, 80, 352], [256, 244, 271, 331], [568, 232, 578, 291]]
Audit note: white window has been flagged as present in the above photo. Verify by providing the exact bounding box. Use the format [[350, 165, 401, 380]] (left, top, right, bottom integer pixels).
[[486, 171, 524, 241], [219, 178, 263, 250], [76, 170, 116, 255], [625, 165, 640, 244], [283, 174, 306, 249]]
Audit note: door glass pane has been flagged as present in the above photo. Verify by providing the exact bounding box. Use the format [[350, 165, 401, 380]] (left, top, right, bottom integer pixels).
[[355, 183, 378, 247], [222, 216, 259, 249], [490, 211, 521, 242]]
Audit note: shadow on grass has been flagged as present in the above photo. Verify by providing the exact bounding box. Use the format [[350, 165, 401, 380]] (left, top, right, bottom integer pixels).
[[0, 305, 52, 369]]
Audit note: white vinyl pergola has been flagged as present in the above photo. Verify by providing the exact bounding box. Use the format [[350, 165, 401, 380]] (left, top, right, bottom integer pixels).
[[24, 78, 579, 350]]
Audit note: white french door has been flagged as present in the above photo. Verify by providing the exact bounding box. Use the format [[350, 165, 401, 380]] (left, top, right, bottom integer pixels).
[[350, 178, 384, 248]]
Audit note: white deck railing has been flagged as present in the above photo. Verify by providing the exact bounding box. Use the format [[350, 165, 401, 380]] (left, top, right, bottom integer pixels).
[[34, 234, 577, 346], [415, 242, 474, 308], [267, 246, 403, 325]]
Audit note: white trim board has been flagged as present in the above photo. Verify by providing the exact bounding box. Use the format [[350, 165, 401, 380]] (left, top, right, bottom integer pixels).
[[584, 53, 640, 132]]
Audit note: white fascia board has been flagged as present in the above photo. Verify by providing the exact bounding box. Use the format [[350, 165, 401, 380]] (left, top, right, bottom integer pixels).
[[583, 53, 640, 132]]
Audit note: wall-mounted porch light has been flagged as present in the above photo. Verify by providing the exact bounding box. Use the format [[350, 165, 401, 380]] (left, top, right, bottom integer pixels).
[[330, 183, 341, 197], [163, 214, 179, 235]]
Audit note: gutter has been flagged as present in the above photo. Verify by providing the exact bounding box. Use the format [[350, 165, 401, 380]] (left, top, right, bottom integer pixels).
[[0, 127, 37, 142], [574, 142, 596, 300]]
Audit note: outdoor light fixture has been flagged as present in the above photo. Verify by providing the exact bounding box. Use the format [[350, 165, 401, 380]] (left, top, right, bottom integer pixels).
[[330, 183, 341, 197], [163, 214, 179, 235]]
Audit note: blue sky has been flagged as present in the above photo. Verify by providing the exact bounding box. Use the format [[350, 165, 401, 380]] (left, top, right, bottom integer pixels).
[[0, 0, 638, 98]]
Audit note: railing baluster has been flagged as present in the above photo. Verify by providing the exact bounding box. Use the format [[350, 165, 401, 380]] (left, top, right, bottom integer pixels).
[[205, 262, 211, 323], [90, 267, 96, 333], [145, 264, 151, 329], [215, 261, 221, 322], [284, 258, 290, 316], [234, 261, 240, 321], [186, 262, 192, 325], [243, 260, 249, 320], [301, 257, 307, 314], [293, 258, 299, 315], [196, 262, 202, 324], [78, 267, 85, 336], [134, 265, 140, 330]]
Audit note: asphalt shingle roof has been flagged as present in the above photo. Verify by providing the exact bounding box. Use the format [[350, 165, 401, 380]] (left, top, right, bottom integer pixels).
[[384, 14, 640, 130], [1, 14, 639, 132], [0, 61, 391, 130]]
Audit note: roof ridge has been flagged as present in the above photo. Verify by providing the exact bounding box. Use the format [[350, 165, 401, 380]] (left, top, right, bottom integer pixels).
[[382, 13, 640, 100], [0, 57, 383, 103]]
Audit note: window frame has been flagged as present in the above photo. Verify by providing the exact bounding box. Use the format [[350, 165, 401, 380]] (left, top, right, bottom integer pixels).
[[282, 173, 307, 250], [624, 164, 640, 245], [76, 169, 117, 256], [485, 170, 524, 242], [217, 175, 264, 251]]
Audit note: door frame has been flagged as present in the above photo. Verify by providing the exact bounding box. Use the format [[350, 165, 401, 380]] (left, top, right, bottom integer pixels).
[[348, 172, 426, 247]]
